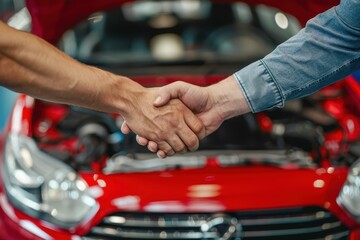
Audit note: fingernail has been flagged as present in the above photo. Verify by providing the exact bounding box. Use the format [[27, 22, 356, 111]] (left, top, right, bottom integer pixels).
[[154, 96, 162, 105]]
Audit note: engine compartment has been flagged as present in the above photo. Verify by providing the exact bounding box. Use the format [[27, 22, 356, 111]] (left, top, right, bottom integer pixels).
[[31, 77, 360, 173]]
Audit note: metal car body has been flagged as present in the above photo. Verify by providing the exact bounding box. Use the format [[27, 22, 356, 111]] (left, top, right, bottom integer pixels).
[[1, 0, 360, 239]]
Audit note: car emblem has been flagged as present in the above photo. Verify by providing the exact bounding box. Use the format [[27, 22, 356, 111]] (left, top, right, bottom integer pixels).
[[201, 214, 242, 240]]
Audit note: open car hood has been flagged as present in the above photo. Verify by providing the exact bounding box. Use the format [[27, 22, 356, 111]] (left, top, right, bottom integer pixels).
[[26, 0, 339, 44]]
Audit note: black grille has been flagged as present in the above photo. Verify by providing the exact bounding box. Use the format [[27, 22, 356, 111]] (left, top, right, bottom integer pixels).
[[83, 207, 350, 240]]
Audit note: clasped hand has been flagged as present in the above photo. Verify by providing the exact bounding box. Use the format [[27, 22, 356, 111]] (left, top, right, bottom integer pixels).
[[120, 86, 205, 157], [121, 76, 250, 158]]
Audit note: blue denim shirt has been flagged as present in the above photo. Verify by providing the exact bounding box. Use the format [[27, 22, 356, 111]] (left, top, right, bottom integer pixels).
[[234, 0, 360, 113]]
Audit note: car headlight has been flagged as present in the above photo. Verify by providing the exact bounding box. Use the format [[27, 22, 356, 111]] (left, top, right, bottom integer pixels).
[[1, 133, 98, 228], [337, 159, 360, 219]]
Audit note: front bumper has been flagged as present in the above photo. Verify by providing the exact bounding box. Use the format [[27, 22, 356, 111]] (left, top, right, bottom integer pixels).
[[1, 193, 360, 240]]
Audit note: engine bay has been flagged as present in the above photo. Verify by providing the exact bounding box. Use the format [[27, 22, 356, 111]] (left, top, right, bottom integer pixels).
[[31, 78, 360, 173]]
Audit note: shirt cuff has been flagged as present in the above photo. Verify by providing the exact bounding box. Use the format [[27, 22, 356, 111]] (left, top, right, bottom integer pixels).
[[233, 60, 284, 113]]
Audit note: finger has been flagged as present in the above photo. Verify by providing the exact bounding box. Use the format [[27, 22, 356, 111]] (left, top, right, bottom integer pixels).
[[147, 141, 158, 152], [184, 110, 206, 141], [156, 150, 167, 159], [121, 121, 132, 134], [167, 133, 188, 154], [177, 125, 200, 152], [157, 141, 175, 156], [154, 81, 190, 107], [136, 135, 149, 146]]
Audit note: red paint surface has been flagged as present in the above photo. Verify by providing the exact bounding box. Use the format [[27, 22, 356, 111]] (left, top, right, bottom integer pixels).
[[1, 0, 359, 239], [1, 76, 360, 238]]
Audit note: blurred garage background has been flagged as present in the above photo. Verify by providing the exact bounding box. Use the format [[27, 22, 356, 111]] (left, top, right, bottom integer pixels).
[[1, 1, 360, 240], [1, 0, 359, 132]]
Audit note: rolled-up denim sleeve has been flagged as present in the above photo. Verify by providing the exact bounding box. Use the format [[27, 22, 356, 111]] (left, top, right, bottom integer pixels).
[[234, 0, 360, 113]]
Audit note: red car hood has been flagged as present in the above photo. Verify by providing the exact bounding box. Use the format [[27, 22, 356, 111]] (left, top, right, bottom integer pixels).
[[78, 166, 352, 233], [26, 0, 339, 44]]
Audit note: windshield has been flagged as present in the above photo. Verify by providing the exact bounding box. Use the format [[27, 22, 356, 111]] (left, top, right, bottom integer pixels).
[[60, 1, 300, 74]]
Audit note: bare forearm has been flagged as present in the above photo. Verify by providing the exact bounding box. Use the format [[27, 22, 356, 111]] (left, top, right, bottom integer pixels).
[[0, 21, 135, 114], [0, 22, 205, 155]]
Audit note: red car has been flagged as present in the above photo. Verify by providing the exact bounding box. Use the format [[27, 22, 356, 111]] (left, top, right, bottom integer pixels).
[[1, 0, 360, 239]]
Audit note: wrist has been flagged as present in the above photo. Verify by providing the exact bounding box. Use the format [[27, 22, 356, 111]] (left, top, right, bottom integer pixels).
[[208, 75, 251, 120], [101, 72, 148, 117]]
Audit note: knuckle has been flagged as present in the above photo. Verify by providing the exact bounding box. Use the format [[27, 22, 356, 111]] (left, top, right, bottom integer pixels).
[[165, 148, 175, 156], [158, 142, 173, 154], [188, 136, 199, 148], [148, 132, 159, 142], [169, 118, 180, 128], [173, 81, 184, 88], [157, 151, 166, 159], [182, 149, 188, 154], [162, 147, 174, 156], [194, 122, 204, 135], [174, 144, 185, 153]]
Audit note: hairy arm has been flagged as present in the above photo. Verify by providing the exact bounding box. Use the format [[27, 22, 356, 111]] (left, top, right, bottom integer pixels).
[[0, 21, 204, 156], [0, 21, 132, 113]]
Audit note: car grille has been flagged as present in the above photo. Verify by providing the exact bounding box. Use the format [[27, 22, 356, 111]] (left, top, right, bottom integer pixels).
[[83, 207, 350, 240]]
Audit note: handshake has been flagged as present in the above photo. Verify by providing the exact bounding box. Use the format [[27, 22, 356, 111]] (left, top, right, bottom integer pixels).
[[0, 20, 249, 155], [120, 75, 250, 158]]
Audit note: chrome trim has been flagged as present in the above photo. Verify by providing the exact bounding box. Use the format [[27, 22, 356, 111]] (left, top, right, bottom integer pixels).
[[103, 155, 207, 174], [240, 211, 331, 225], [7, 7, 31, 31], [91, 226, 217, 239], [104, 150, 314, 174], [84, 207, 349, 239], [243, 221, 343, 237], [311, 231, 351, 240], [103, 211, 332, 227], [104, 215, 206, 227], [217, 150, 314, 168]]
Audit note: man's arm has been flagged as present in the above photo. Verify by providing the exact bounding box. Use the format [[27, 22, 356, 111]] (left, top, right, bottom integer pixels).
[[154, 0, 360, 116], [0, 21, 132, 113], [0, 21, 205, 155], [130, 0, 360, 155], [235, 0, 360, 112]]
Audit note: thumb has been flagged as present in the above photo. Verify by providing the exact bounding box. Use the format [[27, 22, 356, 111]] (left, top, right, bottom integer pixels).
[[154, 81, 190, 107]]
